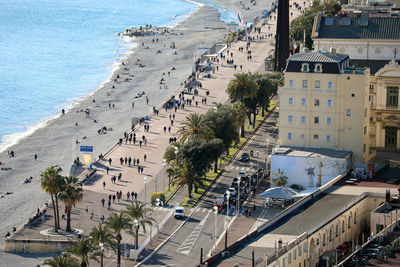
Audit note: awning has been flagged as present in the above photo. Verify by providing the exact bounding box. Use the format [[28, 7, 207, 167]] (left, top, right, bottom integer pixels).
[[258, 187, 297, 200]]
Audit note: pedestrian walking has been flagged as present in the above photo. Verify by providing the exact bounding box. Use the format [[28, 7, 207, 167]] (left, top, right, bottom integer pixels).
[[131, 191, 134, 200], [135, 192, 137, 200], [108, 158, 112, 165], [128, 157, 132, 167], [101, 198, 105, 207], [103, 181, 106, 189], [90, 210, 94, 220], [127, 192, 130, 200], [34, 154, 37, 160], [164, 126, 166, 133], [106, 166, 109, 174], [144, 154, 147, 162], [112, 195, 115, 203]]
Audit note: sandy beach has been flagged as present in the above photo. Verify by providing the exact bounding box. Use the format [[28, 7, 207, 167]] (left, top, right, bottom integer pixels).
[[0, 0, 272, 250]]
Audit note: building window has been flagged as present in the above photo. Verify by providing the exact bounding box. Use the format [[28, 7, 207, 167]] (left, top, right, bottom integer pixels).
[[289, 97, 293, 104], [363, 143, 366, 153], [288, 133, 293, 140], [282, 257, 286, 267], [301, 134, 305, 139], [302, 80, 307, 88], [301, 63, 309, 72], [326, 135, 331, 142], [370, 84, 374, 93], [298, 246, 302, 256], [301, 116, 305, 123], [387, 86, 399, 106], [288, 252, 292, 264], [294, 249, 297, 260], [354, 212, 357, 224], [364, 126, 367, 135], [314, 134, 319, 140], [288, 115, 293, 123], [314, 117, 319, 124], [336, 225, 339, 237], [385, 126, 397, 148], [328, 81, 333, 89], [346, 109, 351, 116], [314, 99, 320, 106], [323, 234, 326, 246], [301, 98, 306, 105], [315, 80, 320, 88], [289, 80, 294, 87], [342, 221, 345, 233], [328, 99, 333, 107], [348, 216, 351, 228], [327, 118, 332, 125], [315, 64, 322, 73], [303, 243, 307, 253], [329, 228, 333, 241]]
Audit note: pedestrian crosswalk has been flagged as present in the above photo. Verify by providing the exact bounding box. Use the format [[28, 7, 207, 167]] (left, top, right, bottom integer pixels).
[[229, 166, 258, 172], [177, 212, 210, 255]]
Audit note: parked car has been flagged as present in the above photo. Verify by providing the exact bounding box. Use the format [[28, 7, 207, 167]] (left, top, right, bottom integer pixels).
[[240, 153, 250, 162], [174, 207, 185, 219], [227, 187, 236, 196], [238, 170, 248, 178]]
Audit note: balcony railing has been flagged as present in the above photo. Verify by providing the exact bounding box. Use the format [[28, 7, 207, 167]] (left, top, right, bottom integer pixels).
[[370, 147, 400, 153]]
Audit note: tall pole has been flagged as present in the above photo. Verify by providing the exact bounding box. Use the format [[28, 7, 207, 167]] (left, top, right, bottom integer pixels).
[[225, 230, 228, 250], [275, 0, 290, 71], [213, 206, 218, 251], [252, 248, 255, 267], [163, 159, 166, 192], [237, 178, 241, 216], [200, 247, 203, 264]]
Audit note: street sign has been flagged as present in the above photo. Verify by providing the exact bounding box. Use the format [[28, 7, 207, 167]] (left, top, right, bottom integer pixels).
[[80, 146, 93, 152]]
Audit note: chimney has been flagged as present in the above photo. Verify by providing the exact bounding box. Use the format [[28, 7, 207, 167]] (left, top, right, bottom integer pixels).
[[330, 47, 336, 56], [278, 238, 283, 249]]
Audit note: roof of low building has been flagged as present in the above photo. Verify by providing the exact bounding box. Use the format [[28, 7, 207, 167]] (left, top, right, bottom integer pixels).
[[285, 51, 349, 74], [314, 15, 400, 39], [273, 146, 352, 159]]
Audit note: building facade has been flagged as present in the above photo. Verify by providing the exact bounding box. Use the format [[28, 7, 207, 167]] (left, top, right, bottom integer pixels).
[[278, 50, 371, 163], [368, 60, 400, 153]]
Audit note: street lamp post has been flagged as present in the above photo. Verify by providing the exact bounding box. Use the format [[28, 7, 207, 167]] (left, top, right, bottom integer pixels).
[[144, 176, 147, 207], [134, 219, 139, 262], [213, 206, 218, 251], [163, 159, 167, 192], [237, 177, 241, 216], [226, 191, 230, 216]]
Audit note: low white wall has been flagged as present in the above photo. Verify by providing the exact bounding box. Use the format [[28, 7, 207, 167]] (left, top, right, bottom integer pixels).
[[270, 155, 348, 188]]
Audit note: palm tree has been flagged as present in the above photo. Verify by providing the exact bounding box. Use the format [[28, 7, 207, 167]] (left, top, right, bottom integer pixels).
[[172, 162, 205, 198], [272, 168, 288, 187], [125, 201, 156, 256], [105, 212, 132, 267], [40, 166, 64, 231], [90, 224, 117, 267], [43, 255, 79, 267], [66, 237, 96, 267], [226, 73, 258, 103], [163, 142, 181, 166], [177, 113, 214, 143], [59, 175, 83, 232], [232, 102, 247, 138]]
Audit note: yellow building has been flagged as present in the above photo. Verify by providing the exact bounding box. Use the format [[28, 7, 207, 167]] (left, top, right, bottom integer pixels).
[[368, 60, 400, 154], [278, 50, 371, 163]]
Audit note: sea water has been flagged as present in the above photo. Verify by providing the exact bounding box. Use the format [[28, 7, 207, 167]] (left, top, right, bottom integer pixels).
[[0, 0, 236, 152]]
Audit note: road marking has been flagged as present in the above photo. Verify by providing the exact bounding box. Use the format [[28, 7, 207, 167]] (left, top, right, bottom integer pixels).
[[177, 212, 210, 255]]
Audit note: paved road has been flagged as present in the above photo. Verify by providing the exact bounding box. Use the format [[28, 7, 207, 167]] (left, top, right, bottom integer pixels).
[[141, 106, 279, 267]]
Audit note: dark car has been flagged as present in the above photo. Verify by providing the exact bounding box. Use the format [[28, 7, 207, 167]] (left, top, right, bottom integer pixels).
[[240, 153, 250, 162]]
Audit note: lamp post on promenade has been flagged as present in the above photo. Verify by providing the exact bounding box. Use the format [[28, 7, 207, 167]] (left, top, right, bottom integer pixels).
[[213, 206, 219, 250], [144, 176, 147, 207], [134, 219, 139, 262], [163, 159, 167, 192]]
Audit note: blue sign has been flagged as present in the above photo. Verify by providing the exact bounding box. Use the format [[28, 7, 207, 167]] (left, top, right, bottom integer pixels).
[[227, 23, 239, 26], [80, 146, 93, 152]]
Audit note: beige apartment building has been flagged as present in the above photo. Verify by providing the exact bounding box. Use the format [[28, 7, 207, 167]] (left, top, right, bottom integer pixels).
[[278, 50, 372, 163]]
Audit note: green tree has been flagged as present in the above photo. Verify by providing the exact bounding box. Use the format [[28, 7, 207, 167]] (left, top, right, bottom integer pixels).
[[163, 142, 181, 166], [172, 161, 204, 198], [43, 255, 79, 267], [105, 212, 132, 267], [89, 224, 117, 267], [40, 166, 64, 231], [66, 237, 96, 267], [290, 0, 341, 49], [226, 72, 259, 130], [177, 113, 214, 143], [251, 73, 282, 116], [272, 168, 288, 187], [232, 102, 247, 138], [59, 175, 83, 232], [204, 104, 239, 154], [125, 201, 155, 255]]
